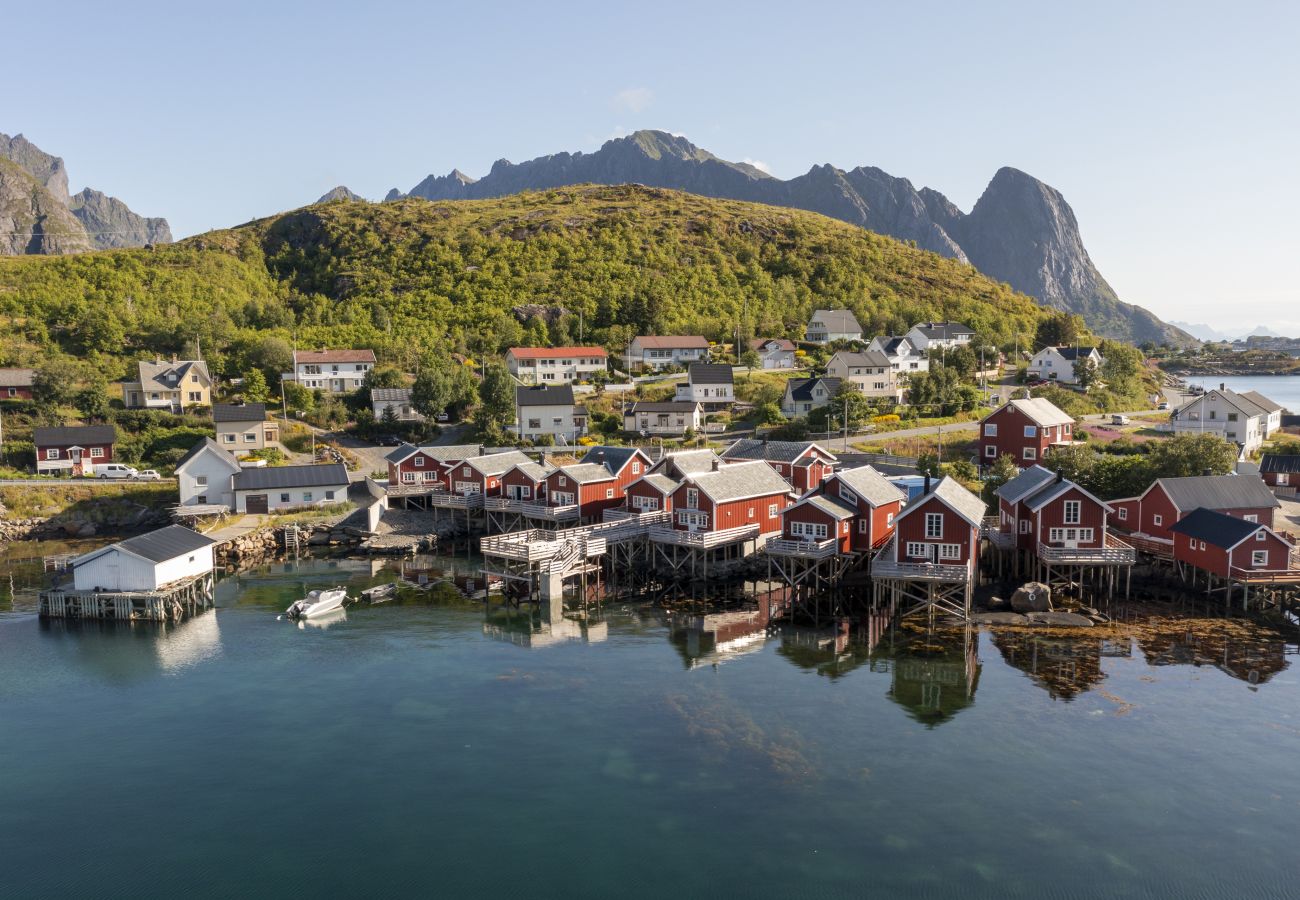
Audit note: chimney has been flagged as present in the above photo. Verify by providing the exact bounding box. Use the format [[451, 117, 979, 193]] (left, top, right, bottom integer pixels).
[[1220, 383, 1225, 392], [712, 458, 722, 471], [1203, 468, 1213, 477], [924, 474, 932, 495]]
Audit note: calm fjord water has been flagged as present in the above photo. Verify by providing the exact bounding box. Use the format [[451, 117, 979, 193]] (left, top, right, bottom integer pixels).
[[3, 554, 1300, 899]]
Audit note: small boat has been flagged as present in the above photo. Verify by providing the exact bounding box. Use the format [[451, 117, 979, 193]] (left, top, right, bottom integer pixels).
[[361, 583, 397, 603], [283, 587, 348, 620]]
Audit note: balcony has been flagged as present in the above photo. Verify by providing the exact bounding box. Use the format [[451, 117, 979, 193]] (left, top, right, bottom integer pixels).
[[386, 480, 445, 497], [870, 537, 972, 583], [482, 497, 580, 521], [649, 523, 761, 549], [766, 537, 840, 559], [981, 516, 1016, 550], [1037, 532, 1136, 565]]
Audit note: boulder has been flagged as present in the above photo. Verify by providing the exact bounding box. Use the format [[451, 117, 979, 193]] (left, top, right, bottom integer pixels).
[[971, 612, 1030, 626], [1010, 581, 1052, 613], [1025, 611, 1094, 628]]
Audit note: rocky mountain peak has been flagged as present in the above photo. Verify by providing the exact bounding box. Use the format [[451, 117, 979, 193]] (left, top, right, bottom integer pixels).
[[317, 185, 365, 203], [0, 132, 69, 203]]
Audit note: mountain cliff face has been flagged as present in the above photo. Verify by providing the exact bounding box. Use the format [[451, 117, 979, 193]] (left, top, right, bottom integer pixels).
[[399, 130, 1191, 346], [0, 132, 170, 254], [317, 185, 365, 203]]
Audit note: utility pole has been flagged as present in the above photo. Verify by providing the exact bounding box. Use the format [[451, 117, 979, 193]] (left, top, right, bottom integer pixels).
[[843, 394, 849, 452]]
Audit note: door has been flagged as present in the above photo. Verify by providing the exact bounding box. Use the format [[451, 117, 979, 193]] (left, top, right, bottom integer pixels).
[[246, 494, 269, 514], [929, 544, 940, 565]]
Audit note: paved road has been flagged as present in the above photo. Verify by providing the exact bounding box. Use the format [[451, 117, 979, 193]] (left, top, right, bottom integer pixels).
[[0, 477, 175, 487]]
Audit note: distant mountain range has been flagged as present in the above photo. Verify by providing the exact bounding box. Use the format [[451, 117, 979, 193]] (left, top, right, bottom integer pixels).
[[326, 130, 1192, 347], [0, 132, 170, 255], [1170, 321, 1285, 342]]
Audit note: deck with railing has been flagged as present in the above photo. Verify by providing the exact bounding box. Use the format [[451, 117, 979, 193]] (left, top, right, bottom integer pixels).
[[648, 523, 762, 549], [482, 497, 581, 521], [479, 510, 671, 564], [981, 517, 1017, 550], [1037, 532, 1136, 565], [1112, 529, 1174, 558], [764, 537, 840, 559], [1228, 565, 1300, 585], [870, 537, 973, 583]]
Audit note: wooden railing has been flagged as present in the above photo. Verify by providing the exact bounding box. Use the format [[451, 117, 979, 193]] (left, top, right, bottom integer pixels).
[[1228, 565, 1300, 584], [648, 523, 761, 548], [870, 537, 972, 583], [482, 497, 580, 521], [1111, 529, 1173, 558], [765, 537, 839, 559], [1037, 532, 1136, 565]]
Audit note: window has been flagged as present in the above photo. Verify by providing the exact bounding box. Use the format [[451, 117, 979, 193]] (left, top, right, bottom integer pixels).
[[1243, 515, 1257, 523], [1063, 501, 1081, 525], [748, 507, 755, 519], [984, 423, 998, 437], [1227, 413, 1238, 422], [677, 510, 709, 528], [45, 448, 58, 460], [303, 492, 313, 502], [839, 486, 857, 505], [1153, 514, 1163, 526], [1023, 448, 1037, 461], [463, 467, 471, 476], [89, 447, 104, 458], [1020, 520, 1030, 534], [244, 433, 256, 443], [686, 488, 699, 508], [887, 512, 895, 526], [925, 513, 943, 538], [1280, 474, 1291, 486], [280, 493, 290, 503], [223, 434, 236, 443], [325, 490, 335, 501], [768, 503, 778, 517], [1117, 507, 1128, 521], [1255, 531, 1266, 541], [859, 520, 869, 534], [197, 495, 207, 504], [1253, 550, 1269, 567], [414, 457, 424, 467], [189, 392, 201, 402], [558, 476, 568, 487], [402, 472, 416, 483], [528, 418, 541, 430], [1199, 541, 1206, 551], [985, 445, 996, 458], [939, 544, 961, 560], [1024, 425, 1038, 438], [791, 521, 827, 539], [632, 494, 658, 511], [905, 541, 927, 558], [196, 475, 208, 486], [631, 462, 640, 475], [605, 488, 615, 499], [1189, 537, 1196, 549]]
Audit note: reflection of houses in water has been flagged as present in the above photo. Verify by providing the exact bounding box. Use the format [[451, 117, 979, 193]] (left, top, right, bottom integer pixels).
[[399, 554, 498, 600], [774, 622, 875, 680], [482, 599, 607, 649], [886, 628, 981, 726], [37, 610, 223, 680], [1137, 629, 1290, 686], [666, 610, 769, 669], [991, 632, 1105, 700]]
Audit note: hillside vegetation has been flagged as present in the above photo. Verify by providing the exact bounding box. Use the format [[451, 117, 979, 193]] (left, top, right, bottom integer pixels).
[[0, 185, 1068, 381]]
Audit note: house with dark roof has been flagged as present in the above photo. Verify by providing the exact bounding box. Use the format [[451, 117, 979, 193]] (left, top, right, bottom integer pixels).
[[624, 473, 680, 515], [721, 438, 837, 493], [284, 349, 375, 393], [371, 387, 424, 422], [1026, 346, 1104, 386], [231, 463, 350, 513], [994, 465, 1115, 554], [866, 336, 929, 375], [71, 525, 216, 592], [624, 401, 703, 436], [122, 358, 212, 412], [1169, 508, 1297, 580], [748, 338, 797, 369], [447, 450, 534, 497], [648, 449, 721, 480], [33, 424, 117, 475], [213, 403, 278, 455], [384, 443, 483, 487], [905, 322, 975, 352], [1109, 473, 1281, 544], [174, 438, 242, 508], [1168, 386, 1282, 454], [625, 335, 710, 372], [0, 368, 35, 400], [506, 347, 608, 385], [781, 376, 842, 418], [673, 363, 734, 411], [512, 385, 586, 443], [1260, 455, 1300, 493], [825, 350, 900, 400], [805, 309, 863, 344]]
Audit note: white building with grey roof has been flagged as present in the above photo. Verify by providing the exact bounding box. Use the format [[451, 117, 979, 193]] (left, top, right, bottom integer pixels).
[[805, 309, 863, 344], [71, 525, 216, 593], [232, 462, 350, 514]]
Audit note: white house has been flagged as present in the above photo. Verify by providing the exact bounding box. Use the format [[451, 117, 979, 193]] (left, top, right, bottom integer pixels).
[[625, 335, 711, 372], [1238, 389, 1285, 435], [1027, 346, 1104, 385], [283, 349, 376, 393], [1168, 387, 1278, 455], [506, 347, 608, 384], [905, 322, 975, 352], [675, 364, 735, 411], [824, 350, 900, 400], [213, 403, 279, 454], [71, 525, 216, 593], [781, 376, 842, 418], [867, 336, 929, 375], [371, 388, 424, 422], [232, 463, 351, 514], [174, 438, 242, 508], [513, 385, 587, 442], [624, 401, 703, 436], [805, 309, 863, 344], [748, 338, 797, 369]]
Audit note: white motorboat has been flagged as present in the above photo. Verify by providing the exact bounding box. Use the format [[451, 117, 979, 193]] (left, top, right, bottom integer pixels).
[[283, 587, 348, 620]]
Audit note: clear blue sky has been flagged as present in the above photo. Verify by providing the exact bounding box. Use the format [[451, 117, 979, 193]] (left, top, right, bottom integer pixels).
[[9, 0, 1299, 334]]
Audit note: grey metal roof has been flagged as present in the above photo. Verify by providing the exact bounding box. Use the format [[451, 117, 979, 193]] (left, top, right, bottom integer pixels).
[[579, 446, 647, 475], [830, 465, 907, 507], [1006, 398, 1074, 427], [232, 462, 349, 491], [996, 465, 1059, 504], [1240, 390, 1284, 414], [175, 437, 240, 474], [1052, 346, 1100, 361], [212, 403, 267, 423], [899, 476, 987, 527], [1261, 455, 1300, 475], [1174, 389, 1269, 421], [1022, 478, 1111, 513], [33, 424, 117, 446], [786, 377, 841, 403], [688, 363, 734, 385], [651, 449, 721, 477], [385, 442, 419, 464], [506, 461, 550, 482], [797, 494, 857, 520], [516, 385, 575, 406], [749, 338, 795, 352], [634, 474, 679, 495], [463, 450, 533, 477], [1169, 507, 1262, 549], [386, 442, 483, 464], [832, 350, 892, 368], [79, 524, 216, 567], [722, 439, 836, 464], [134, 359, 210, 392], [628, 401, 701, 413], [554, 463, 617, 484], [685, 460, 794, 503], [0, 368, 34, 387], [876, 336, 912, 355], [371, 388, 411, 402], [912, 321, 974, 339], [1156, 474, 1280, 512], [809, 309, 862, 334]]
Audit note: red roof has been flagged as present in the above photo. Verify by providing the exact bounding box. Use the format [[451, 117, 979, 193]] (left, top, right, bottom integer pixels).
[[634, 335, 710, 349], [294, 349, 376, 364], [749, 338, 795, 352], [507, 346, 607, 360]]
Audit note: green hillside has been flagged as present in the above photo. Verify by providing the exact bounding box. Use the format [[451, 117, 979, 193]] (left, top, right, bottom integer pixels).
[[0, 184, 1063, 379]]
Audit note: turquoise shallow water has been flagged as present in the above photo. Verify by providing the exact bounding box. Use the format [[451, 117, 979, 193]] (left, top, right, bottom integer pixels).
[[3, 551, 1300, 899]]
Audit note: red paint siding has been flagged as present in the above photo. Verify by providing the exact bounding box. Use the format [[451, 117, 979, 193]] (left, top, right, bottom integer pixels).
[[1109, 498, 1141, 531], [978, 405, 1073, 469], [625, 480, 672, 513], [501, 467, 545, 500], [1034, 486, 1107, 549], [781, 503, 852, 553], [894, 496, 979, 564], [1135, 483, 1276, 541], [668, 483, 789, 533], [390, 451, 448, 487], [1173, 528, 1290, 579], [36, 442, 115, 464]]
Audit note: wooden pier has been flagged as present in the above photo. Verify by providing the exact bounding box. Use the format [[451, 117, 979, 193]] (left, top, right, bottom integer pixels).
[[38, 572, 217, 623]]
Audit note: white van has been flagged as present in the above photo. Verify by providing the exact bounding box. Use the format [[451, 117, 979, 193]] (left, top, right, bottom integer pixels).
[[97, 464, 138, 479]]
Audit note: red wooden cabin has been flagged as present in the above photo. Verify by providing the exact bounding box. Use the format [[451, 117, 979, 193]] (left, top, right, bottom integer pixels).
[[0, 368, 34, 401], [806, 465, 907, 551], [500, 462, 550, 501], [1169, 508, 1296, 580], [668, 460, 794, 534], [1260, 455, 1300, 492], [579, 446, 653, 493], [978, 398, 1074, 469], [385, 443, 483, 488], [447, 450, 532, 497], [720, 439, 836, 492], [544, 463, 620, 521], [1109, 474, 1280, 543], [34, 425, 117, 475], [624, 474, 678, 514], [889, 476, 986, 567], [996, 465, 1111, 551], [780, 495, 856, 553]]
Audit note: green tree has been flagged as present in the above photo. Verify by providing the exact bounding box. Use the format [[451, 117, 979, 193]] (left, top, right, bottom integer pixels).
[[74, 386, 110, 422], [33, 359, 80, 407], [753, 402, 785, 426], [980, 452, 1021, 504], [476, 362, 516, 432], [282, 381, 315, 413], [1099, 341, 1144, 390], [411, 364, 452, 420], [1075, 356, 1097, 391], [740, 349, 761, 378], [1034, 311, 1085, 349], [243, 368, 270, 403], [1146, 433, 1238, 479]]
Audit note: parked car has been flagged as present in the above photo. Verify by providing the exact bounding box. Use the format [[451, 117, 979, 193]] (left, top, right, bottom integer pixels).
[[135, 470, 161, 480], [374, 433, 402, 446], [1157, 401, 1170, 410], [1111, 415, 1130, 425], [435, 412, 450, 423], [98, 464, 138, 479]]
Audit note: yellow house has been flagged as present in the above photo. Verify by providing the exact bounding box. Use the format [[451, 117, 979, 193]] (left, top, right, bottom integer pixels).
[[122, 358, 213, 413]]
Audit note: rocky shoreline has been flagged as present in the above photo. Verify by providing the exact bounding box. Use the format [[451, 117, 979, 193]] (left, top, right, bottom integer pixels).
[[0, 504, 170, 543]]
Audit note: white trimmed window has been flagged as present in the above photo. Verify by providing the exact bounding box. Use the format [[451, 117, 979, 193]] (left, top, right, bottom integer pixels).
[[1063, 500, 1081, 525], [859, 520, 869, 534], [1024, 425, 1038, 438], [1243, 514, 1257, 523], [925, 513, 943, 538], [1117, 507, 1128, 521], [985, 445, 996, 458], [939, 544, 961, 560], [1252, 550, 1268, 567], [414, 456, 424, 467], [791, 521, 828, 539], [677, 510, 709, 528], [767, 503, 778, 517], [402, 472, 416, 483], [89, 447, 104, 458], [631, 462, 640, 475], [1153, 514, 1163, 526], [558, 476, 567, 487], [839, 486, 857, 505], [605, 488, 614, 499], [984, 423, 998, 437], [686, 488, 699, 508], [1020, 520, 1030, 534], [45, 448, 58, 459], [1255, 531, 1266, 541], [1023, 447, 1037, 461], [223, 434, 236, 444], [905, 541, 927, 558], [632, 494, 658, 511]]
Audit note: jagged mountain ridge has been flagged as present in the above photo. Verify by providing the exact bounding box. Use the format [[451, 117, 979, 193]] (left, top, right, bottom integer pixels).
[[395, 130, 1191, 346], [317, 185, 365, 203], [0, 131, 171, 254]]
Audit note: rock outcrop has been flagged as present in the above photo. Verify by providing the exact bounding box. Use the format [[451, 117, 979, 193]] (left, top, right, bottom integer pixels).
[[317, 185, 365, 203], [397, 130, 1192, 346], [0, 158, 94, 255], [68, 187, 173, 248]]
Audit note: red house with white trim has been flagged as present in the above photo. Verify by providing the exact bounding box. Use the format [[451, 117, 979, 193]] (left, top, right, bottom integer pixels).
[[578, 446, 653, 493], [668, 460, 794, 535], [783, 465, 908, 552], [544, 463, 620, 522], [385, 443, 483, 488], [447, 451, 533, 497], [888, 476, 986, 567], [1169, 508, 1296, 580], [34, 424, 118, 475], [1109, 474, 1280, 544], [0, 368, 35, 401], [500, 461, 550, 501], [720, 439, 836, 492], [995, 465, 1112, 552], [1260, 455, 1300, 493], [625, 474, 678, 515], [979, 398, 1074, 469]]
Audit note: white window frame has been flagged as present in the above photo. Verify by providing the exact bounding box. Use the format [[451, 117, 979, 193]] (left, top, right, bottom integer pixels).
[[905, 541, 927, 558], [938, 544, 961, 560], [985, 445, 996, 458], [1252, 550, 1268, 567], [1153, 514, 1163, 526], [925, 513, 943, 538], [984, 423, 998, 437], [89, 447, 104, 458], [1023, 447, 1037, 461], [1020, 520, 1030, 534], [768, 503, 778, 517], [1024, 425, 1037, 438], [414, 456, 424, 467], [1117, 507, 1128, 521], [858, 520, 869, 534], [402, 472, 417, 483], [1063, 500, 1081, 525]]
